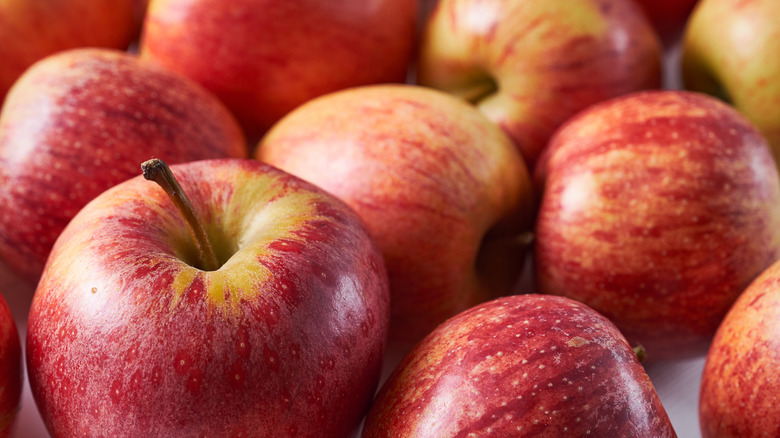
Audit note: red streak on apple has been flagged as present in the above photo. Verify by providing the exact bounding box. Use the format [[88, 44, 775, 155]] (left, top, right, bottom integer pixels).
[[362, 294, 676, 437]]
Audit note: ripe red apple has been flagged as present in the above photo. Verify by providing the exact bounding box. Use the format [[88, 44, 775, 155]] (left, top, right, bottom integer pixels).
[[0, 48, 248, 285], [633, 0, 699, 47], [682, 0, 780, 171], [27, 158, 390, 437], [417, 0, 663, 170], [0, 0, 135, 103], [0, 293, 21, 438], [699, 259, 780, 437], [362, 294, 677, 437], [534, 90, 780, 361], [140, 0, 418, 143], [255, 84, 535, 354]]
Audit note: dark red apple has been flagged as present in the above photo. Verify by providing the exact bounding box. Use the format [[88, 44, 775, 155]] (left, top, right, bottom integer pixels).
[[634, 0, 700, 47], [0, 293, 21, 438], [534, 90, 780, 361], [362, 294, 676, 437], [0, 48, 248, 285], [27, 158, 389, 437]]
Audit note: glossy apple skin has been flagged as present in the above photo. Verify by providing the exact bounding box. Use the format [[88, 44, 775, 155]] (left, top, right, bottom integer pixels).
[[417, 0, 662, 171], [0, 48, 248, 285], [140, 0, 417, 143], [534, 90, 780, 361], [699, 260, 780, 437], [0, 0, 135, 103], [0, 293, 21, 438], [256, 84, 535, 354], [27, 158, 389, 437], [634, 0, 699, 47], [682, 0, 780, 172], [363, 294, 676, 437]]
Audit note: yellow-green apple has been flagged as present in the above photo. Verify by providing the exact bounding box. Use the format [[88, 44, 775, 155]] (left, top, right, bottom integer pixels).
[[255, 84, 535, 355], [0, 0, 135, 103], [0, 293, 20, 438], [534, 90, 780, 361], [140, 0, 418, 143], [0, 48, 248, 285], [682, 0, 780, 171], [634, 0, 699, 48], [26, 158, 390, 437], [417, 0, 663, 171], [699, 259, 780, 437], [362, 294, 677, 437]]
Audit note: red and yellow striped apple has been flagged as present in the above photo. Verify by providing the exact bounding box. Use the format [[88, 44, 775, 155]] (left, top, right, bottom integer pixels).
[[534, 90, 780, 360], [27, 158, 390, 437], [140, 0, 418, 143], [417, 0, 663, 171], [362, 294, 677, 437], [0, 48, 247, 285], [256, 84, 535, 354]]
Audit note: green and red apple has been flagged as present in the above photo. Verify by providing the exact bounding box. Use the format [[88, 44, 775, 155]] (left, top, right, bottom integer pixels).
[[255, 84, 535, 354], [140, 0, 418, 143], [0, 48, 248, 285], [363, 294, 676, 437], [0, 0, 135, 103], [534, 90, 780, 360], [417, 0, 663, 170], [27, 158, 390, 437], [682, 0, 780, 171]]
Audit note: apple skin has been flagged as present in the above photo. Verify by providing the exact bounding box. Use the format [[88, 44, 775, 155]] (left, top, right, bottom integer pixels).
[[26, 158, 390, 437], [682, 0, 780, 173], [362, 294, 676, 437], [140, 0, 418, 143], [633, 0, 699, 47], [255, 84, 535, 354], [534, 90, 780, 361], [417, 0, 662, 171], [0, 48, 248, 285], [0, 0, 135, 103], [699, 259, 780, 437], [0, 293, 21, 438]]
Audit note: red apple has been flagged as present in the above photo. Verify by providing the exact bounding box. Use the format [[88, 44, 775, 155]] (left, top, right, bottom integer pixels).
[[417, 0, 662, 171], [699, 259, 780, 437], [0, 48, 248, 285], [362, 294, 677, 437], [255, 84, 535, 354], [140, 0, 418, 143], [27, 158, 390, 437], [0, 293, 21, 438], [633, 0, 699, 48], [534, 90, 780, 361], [0, 0, 135, 103]]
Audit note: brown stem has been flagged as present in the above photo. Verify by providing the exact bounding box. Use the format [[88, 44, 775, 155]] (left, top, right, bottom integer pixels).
[[633, 345, 647, 363], [141, 158, 220, 271]]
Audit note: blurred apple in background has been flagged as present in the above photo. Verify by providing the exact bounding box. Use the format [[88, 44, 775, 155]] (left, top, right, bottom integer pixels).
[[0, 293, 20, 438], [699, 260, 780, 437], [0, 0, 135, 104], [140, 0, 418, 143], [534, 90, 780, 361], [363, 294, 677, 437], [0, 48, 248, 286], [27, 158, 390, 437], [633, 0, 700, 48], [682, 0, 780, 171], [256, 84, 535, 355], [416, 0, 662, 171]]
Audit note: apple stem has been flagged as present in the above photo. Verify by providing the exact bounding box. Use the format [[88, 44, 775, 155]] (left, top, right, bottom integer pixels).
[[633, 345, 647, 363], [141, 158, 220, 272]]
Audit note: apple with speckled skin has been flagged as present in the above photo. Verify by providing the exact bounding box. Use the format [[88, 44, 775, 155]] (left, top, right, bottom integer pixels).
[[256, 84, 535, 355], [534, 90, 780, 361], [0, 48, 248, 285], [699, 259, 780, 437], [362, 294, 677, 437], [27, 158, 390, 437], [0, 0, 135, 104], [417, 0, 662, 171], [140, 0, 417, 143], [0, 293, 21, 438], [634, 0, 699, 47], [682, 0, 780, 172]]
